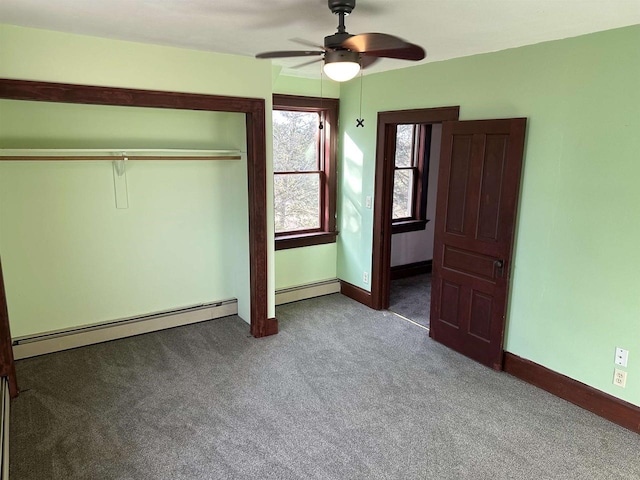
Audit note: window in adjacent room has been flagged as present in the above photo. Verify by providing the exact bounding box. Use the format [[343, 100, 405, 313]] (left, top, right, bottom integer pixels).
[[272, 95, 338, 250], [392, 123, 432, 233]]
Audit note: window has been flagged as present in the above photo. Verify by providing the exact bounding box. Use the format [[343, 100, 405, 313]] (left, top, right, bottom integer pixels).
[[392, 124, 431, 234], [272, 95, 338, 250]]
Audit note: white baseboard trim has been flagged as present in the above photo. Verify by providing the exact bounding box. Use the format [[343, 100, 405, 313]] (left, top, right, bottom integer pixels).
[[275, 279, 340, 306], [1, 378, 8, 480], [12, 300, 238, 360]]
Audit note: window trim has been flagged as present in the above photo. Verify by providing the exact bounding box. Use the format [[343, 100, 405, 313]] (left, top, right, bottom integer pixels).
[[273, 94, 339, 250], [391, 124, 432, 234]]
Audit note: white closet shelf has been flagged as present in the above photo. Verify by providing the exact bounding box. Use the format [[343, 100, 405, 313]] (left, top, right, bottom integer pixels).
[[0, 148, 242, 161]]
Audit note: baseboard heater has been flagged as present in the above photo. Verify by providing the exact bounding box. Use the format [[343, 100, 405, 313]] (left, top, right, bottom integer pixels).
[[0, 377, 9, 480], [12, 299, 237, 360], [275, 279, 340, 306]]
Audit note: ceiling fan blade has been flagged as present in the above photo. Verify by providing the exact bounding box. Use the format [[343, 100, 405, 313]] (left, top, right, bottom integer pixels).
[[361, 45, 426, 61], [360, 55, 380, 69], [256, 50, 323, 59], [342, 33, 426, 61], [342, 33, 411, 52], [291, 38, 327, 51]]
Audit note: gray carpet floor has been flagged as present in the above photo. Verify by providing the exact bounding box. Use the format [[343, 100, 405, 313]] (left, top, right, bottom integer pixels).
[[10, 293, 640, 479], [389, 273, 431, 328]]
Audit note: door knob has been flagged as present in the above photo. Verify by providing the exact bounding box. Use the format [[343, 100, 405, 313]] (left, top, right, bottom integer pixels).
[[494, 259, 504, 277]]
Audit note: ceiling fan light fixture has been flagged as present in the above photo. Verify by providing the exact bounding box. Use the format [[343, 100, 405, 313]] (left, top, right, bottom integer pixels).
[[323, 50, 361, 82]]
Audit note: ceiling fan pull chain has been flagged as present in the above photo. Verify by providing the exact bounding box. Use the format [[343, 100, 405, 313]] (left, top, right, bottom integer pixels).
[[356, 68, 364, 128], [319, 66, 324, 130]]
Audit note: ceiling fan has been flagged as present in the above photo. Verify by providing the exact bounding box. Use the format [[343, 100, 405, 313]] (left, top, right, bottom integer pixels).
[[256, 0, 426, 82]]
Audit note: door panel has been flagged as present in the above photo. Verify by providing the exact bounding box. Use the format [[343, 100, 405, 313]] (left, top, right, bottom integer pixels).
[[440, 281, 461, 327], [477, 134, 508, 242], [431, 118, 526, 370], [469, 290, 494, 341], [443, 246, 497, 281], [445, 135, 473, 234]]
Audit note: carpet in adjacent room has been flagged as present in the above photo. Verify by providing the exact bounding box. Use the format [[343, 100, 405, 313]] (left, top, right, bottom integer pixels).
[[388, 273, 431, 328]]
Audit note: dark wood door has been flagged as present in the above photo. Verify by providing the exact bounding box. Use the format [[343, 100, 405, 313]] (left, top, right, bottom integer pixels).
[[430, 118, 526, 370]]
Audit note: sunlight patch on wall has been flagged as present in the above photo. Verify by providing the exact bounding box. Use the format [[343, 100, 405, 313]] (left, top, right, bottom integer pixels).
[[342, 133, 365, 234], [343, 132, 364, 199]]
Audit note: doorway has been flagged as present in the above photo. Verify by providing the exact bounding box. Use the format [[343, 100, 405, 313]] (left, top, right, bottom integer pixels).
[[370, 106, 460, 320], [386, 122, 442, 329]]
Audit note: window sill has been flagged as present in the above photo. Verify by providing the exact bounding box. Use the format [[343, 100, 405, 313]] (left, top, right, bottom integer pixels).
[[275, 231, 338, 251], [391, 219, 429, 234]]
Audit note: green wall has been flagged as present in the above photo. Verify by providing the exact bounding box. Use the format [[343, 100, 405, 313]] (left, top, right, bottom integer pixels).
[[337, 25, 640, 406], [274, 244, 337, 290], [272, 71, 340, 290], [0, 25, 275, 333], [272, 70, 341, 99], [0, 100, 245, 150]]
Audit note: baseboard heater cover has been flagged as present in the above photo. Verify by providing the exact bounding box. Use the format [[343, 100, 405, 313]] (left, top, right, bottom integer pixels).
[[275, 279, 340, 306], [12, 300, 237, 360], [0, 378, 8, 480]]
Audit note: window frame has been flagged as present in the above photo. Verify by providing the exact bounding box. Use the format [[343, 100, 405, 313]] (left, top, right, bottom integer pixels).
[[272, 94, 339, 250], [391, 123, 432, 234]]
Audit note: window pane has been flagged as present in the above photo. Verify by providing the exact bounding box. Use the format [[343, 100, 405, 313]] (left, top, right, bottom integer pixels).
[[274, 173, 321, 233], [395, 124, 415, 167], [273, 110, 319, 172], [392, 169, 414, 220]]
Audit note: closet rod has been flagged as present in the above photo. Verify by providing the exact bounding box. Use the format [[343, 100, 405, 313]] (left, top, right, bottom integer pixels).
[[0, 149, 242, 161], [0, 155, 241, 161]]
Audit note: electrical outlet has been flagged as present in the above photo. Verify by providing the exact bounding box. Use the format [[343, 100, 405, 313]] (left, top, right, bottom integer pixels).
[[613, 369, 627, 388], [615, 347, 629, 367], [363, 271, 369, 284]]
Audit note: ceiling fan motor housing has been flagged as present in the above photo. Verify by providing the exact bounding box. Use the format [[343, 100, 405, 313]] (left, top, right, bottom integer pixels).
[[328, 0, 356, 15], [324, 32, 354, 49], [324, 49, 360, 64]]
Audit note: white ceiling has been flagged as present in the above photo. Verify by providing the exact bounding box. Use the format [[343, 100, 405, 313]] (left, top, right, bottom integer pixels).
[[2, 0, 640, 77]]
